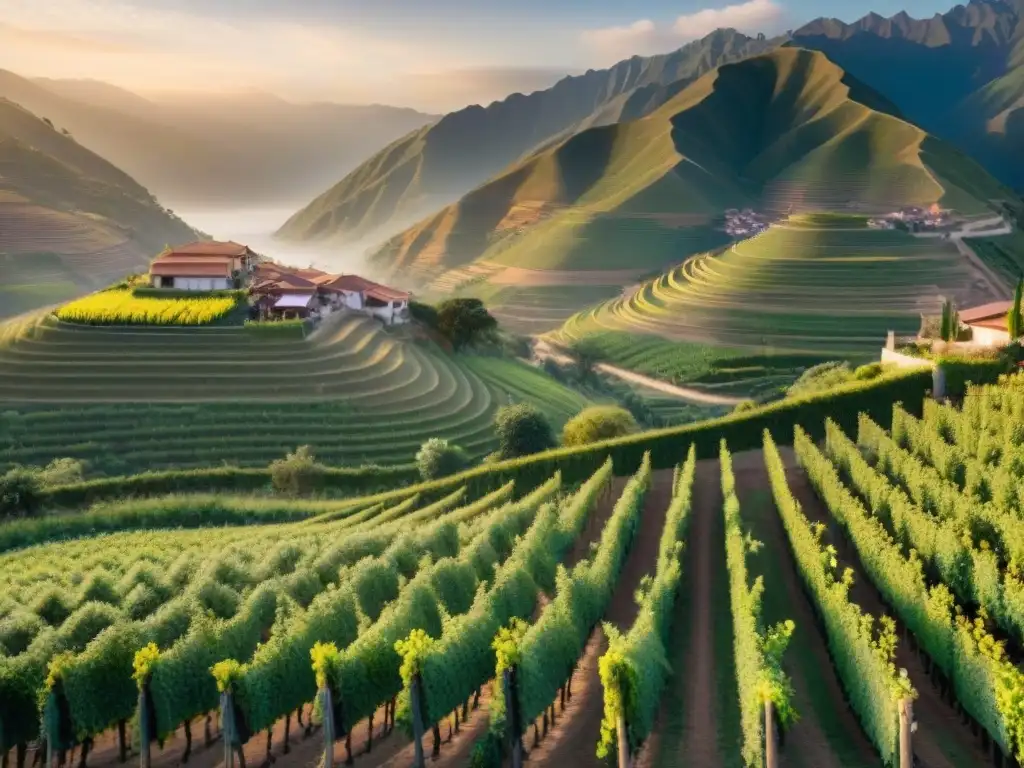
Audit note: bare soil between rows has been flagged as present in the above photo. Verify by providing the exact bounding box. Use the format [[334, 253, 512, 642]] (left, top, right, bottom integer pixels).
[[782, 448, 994, 768], [525, 470, 674, 767]]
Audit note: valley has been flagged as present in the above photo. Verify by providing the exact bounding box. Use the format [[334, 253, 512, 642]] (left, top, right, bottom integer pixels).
[[3, 3, 1024, 768]]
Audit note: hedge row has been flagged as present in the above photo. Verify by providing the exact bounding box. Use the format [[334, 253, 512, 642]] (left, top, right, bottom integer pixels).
[[936, 356, 1010, 399], [41, 464, 420, 509], [16, 369, 931, 552]]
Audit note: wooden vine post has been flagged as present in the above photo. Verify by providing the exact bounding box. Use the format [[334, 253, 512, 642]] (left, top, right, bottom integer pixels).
[[764, 701, 778, 768], [503, 667, 524, 768], [137, 688, 151, 768], [898, 698, 914, 768], [220, 692, 236, 768], [319, 685, 335, 768], [409, 676, 427, 768], [616, 711, 630, 768]]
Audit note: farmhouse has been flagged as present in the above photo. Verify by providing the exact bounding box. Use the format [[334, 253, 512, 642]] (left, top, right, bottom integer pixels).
[[960, 301, 1014, 347], [251, 263, 411, 325], [149, 241, 257, 290]]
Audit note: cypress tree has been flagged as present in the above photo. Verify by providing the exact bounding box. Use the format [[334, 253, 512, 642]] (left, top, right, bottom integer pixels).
[[1009, 279, 1023, 339]]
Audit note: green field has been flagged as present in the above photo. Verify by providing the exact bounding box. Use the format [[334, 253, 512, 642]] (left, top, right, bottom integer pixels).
[[0, 313, 591, 474], [1, 372, 1020, 768], [555, 214, 993, 360], [466, 284, 626, 335], [964, 229, 1024, 283]]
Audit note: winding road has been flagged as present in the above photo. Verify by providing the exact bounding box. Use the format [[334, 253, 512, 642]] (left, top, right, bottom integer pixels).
[[531, 339, 744, 407]]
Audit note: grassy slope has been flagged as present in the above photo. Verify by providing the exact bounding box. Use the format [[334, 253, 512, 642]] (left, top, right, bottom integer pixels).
[[0, 313, 592, 474], [0, 99, 197, 319], [552, 212, 995, 389]]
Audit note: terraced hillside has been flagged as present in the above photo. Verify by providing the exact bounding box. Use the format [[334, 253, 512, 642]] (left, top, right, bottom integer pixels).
[[365, 49, 1010, 337], [554, 213, 1002, 365], [0, 313, 588, 474], [0, 100, 196, 320]]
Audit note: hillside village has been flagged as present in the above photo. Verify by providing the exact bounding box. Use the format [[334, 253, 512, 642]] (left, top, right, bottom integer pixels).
[[148, 240, 412, 325], [867, 204, 955, 231]]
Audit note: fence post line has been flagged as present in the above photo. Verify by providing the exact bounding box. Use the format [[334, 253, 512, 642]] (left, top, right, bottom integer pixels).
[[616, 711, 630, 768], [899, 697, 914, 768], [765, 701, 778, 768], [221, 692, 234, 768], [409, 676, 426, 768], [320, 686, 334, 768], [137, 688, 150, 768]]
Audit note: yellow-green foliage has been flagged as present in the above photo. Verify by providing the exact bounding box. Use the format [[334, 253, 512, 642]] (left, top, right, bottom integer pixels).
[[562, 406, 639, 447], [56, 290, 238, 326]]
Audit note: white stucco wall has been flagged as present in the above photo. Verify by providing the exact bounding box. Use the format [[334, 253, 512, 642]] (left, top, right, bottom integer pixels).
[[172, 276, 231, 291], [968, 324, 1011, 347]]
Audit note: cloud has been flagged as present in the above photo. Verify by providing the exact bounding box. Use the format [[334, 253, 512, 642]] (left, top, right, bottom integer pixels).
[[0, 22, 142, 54], [582, 0, 784, 63], [672, 0, 784, 38], [0, 0, 477, 109]]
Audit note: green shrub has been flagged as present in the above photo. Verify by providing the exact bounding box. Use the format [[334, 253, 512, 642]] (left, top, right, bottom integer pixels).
[[733, 400, 757, 413], [410, 301, 439, 329], [269, 446, 323, 496], [787, 362, 853, 397], [0, 468, 42, 519], [36, 458, 87, 487], [494, 404, 555, 458], [853, 362, 884, 381], [562, 406, 639, 447], [416, 438, 470, 481]]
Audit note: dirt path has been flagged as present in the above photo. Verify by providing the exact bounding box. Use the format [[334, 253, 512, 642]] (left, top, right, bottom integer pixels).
[[731, 450, 878, 768], [637, 459, 741, 768], [783, 451, 993, 768], [526, 470, 673, 768], [532, 341, 743, 407]]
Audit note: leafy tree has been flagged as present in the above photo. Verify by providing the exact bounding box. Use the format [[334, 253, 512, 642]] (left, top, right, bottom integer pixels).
[[415, 438, 469, 480], [269, 445, 322, 496], [409, 300, 439, 329], [434, 298, 498, 350], [494, 404, 555, 459], [0, 468, 42, 519], [562, 406, 639, 447], [1009, 279, 1023, 340]]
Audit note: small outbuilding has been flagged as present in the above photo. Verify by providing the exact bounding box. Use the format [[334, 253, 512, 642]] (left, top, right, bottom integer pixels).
[[960, 301, 1013, 347]]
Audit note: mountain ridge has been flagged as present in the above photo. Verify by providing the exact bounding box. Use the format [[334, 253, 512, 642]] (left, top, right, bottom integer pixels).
[[0, 98, 198, 319], [275, 28, 782, 245], [366, 47, 1010, 295], [280, 0, 1024, 246], [0, 70, 437, 207]]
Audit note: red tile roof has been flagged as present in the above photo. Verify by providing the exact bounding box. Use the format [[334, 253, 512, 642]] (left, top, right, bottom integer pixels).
[[164, 241, 253, 258], [961, 301, 1012, 324], [366, 285, 410, 302], [314, 274, 377, 292]]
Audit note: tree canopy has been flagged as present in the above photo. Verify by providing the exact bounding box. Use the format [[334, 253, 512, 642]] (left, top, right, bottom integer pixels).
[[434, 298, 498, 350]]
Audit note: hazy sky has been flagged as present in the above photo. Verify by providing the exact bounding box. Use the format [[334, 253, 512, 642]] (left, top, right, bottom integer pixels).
[[0, 0, 957, 112]]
